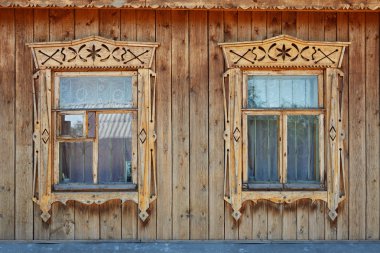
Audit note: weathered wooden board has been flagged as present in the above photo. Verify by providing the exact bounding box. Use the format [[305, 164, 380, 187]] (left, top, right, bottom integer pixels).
[[348, 12, 366, 240], [0, 8, 15, 240], [189, 10, 209, 240], [171, 10, 190, 240], [365, 12, 379, 240], [208, 10, 225, 240], [15, 8, 34, 240], [156, 10, 172, 240]]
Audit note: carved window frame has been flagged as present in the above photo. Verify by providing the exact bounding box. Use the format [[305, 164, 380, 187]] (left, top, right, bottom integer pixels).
[[219, 35, 349, 221], [28, 36, 159, 222]]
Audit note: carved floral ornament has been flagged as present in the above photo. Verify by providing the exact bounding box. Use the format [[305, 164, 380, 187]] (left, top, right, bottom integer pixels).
[[219, 35, 349, 221], [28, 36, 158, 222]]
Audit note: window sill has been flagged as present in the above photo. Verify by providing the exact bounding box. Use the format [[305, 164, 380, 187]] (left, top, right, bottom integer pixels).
[[53, 183, 137, 192], [243, 183, 325, 191]]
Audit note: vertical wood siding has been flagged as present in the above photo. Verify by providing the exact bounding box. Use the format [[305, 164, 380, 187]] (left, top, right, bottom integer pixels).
[[0, 9, 378, 240]]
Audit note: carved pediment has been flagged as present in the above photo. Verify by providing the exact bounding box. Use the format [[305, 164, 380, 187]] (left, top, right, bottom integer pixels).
[[219, 35, 350, 69], [28, 36, 159, 70]]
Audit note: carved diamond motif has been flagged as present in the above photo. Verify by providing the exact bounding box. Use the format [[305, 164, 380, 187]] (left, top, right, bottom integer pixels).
[[41, 129, 49, 144], [233, 127, 240, 142], [329, 126, 336, 141], [139, 129, 147, 144]]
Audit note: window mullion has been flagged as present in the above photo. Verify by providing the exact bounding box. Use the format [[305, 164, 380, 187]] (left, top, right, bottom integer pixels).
[[282, 113, 288, 185], [92, 112, 99, 184]]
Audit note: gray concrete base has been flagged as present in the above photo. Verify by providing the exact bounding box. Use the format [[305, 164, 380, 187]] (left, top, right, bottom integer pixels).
[[0, 241, 379, 253]]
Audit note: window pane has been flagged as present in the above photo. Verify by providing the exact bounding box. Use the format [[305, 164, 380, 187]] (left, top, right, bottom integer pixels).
[[247, 75, 318, 109], [287, 115, 319, 183], [98, 113, 133, 184], [59, 114, 84, 137], [87, 112, 96, 138], [59, 76, 133, 109], [59, 142, 93, 183], [248, 115, 279, 183]]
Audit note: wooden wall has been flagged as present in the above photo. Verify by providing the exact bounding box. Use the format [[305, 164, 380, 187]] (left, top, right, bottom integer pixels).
[[0, 8, 379, 240]]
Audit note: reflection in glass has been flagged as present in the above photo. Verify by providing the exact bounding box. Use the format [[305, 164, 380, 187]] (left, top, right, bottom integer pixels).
[[287, 115, 319, 183], [87, 112, 96, 138], [98, 113, 133, 183], [248, 115, 279, 183], [247, 75, 318, 109], [59, 114, 84, 137], [59, 142, 93, 183], [59, 76, 133, 109]]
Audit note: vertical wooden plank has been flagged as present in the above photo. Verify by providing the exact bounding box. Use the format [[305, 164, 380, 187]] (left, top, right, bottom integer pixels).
[[281, 11, 297, 240], [74, 9, 100, 240], [308, 12, 325, 241], [267, 11, 282, 38], [15, 9, 34, 240], [136, 9, 157, 240], [296, 11, 309, 240], [208, 10, 225, 240], [237, 11, 253, 240], [156, 10, 173, 240], [223, 10, 239, 240], [120, 9, 138, 241], [0, 8, 15, 240], [365, 12, 379, 240], [348, 12, 366, 240], [266, 11, 283, 240], [49, 9, 75, 240], [250, 11, 268, 241], [336, 12, 349, 240], [33, 9, 50, 240], [324, 12, 338, 241], [121, 10, 136, 41], [98, 9, 122, 240], [189, 10, 208, 240], [172, 10, 190, 240]]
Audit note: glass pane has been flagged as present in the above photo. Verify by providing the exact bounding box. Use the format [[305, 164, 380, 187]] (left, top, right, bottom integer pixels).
[[287, 115, 319, 183], [248, 115, 279, 183], [59, 76, 133, 109], [59, 142, 93, 183], [247, 75, 318, 109], [59, 114, 84, 137], [98, 113, 133, 184]]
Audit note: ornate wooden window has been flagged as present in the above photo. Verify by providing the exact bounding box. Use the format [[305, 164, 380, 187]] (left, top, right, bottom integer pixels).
[[220, 35, 349, 221], [28, 36, 158, 222]]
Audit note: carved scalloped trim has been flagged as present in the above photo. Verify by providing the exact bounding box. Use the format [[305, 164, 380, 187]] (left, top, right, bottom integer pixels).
[[33, 192, 138, 222], [242, 191, 328, 205], [1, 1, 379, 10]]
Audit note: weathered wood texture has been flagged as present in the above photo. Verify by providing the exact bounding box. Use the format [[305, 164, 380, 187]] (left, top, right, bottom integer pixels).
[[0, 9, 379, 240]]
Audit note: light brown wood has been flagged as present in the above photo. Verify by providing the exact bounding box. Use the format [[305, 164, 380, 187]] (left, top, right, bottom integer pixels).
[[155, 10, 172, 240], [348, 12, 366, 240], [15, 8, 34, 240], [208, 10, 225, 240], [171, 10, 190, 240], [0, 8, 15, 240], [189, 10, 209, 240], [365, 12, 380, 240]]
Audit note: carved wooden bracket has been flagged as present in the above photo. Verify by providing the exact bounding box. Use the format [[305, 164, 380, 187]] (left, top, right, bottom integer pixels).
[[29, 36, 158, 222], [28, 36, 158, 70], [220, 35, 349, 221], [219, 35, 349, 69]]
